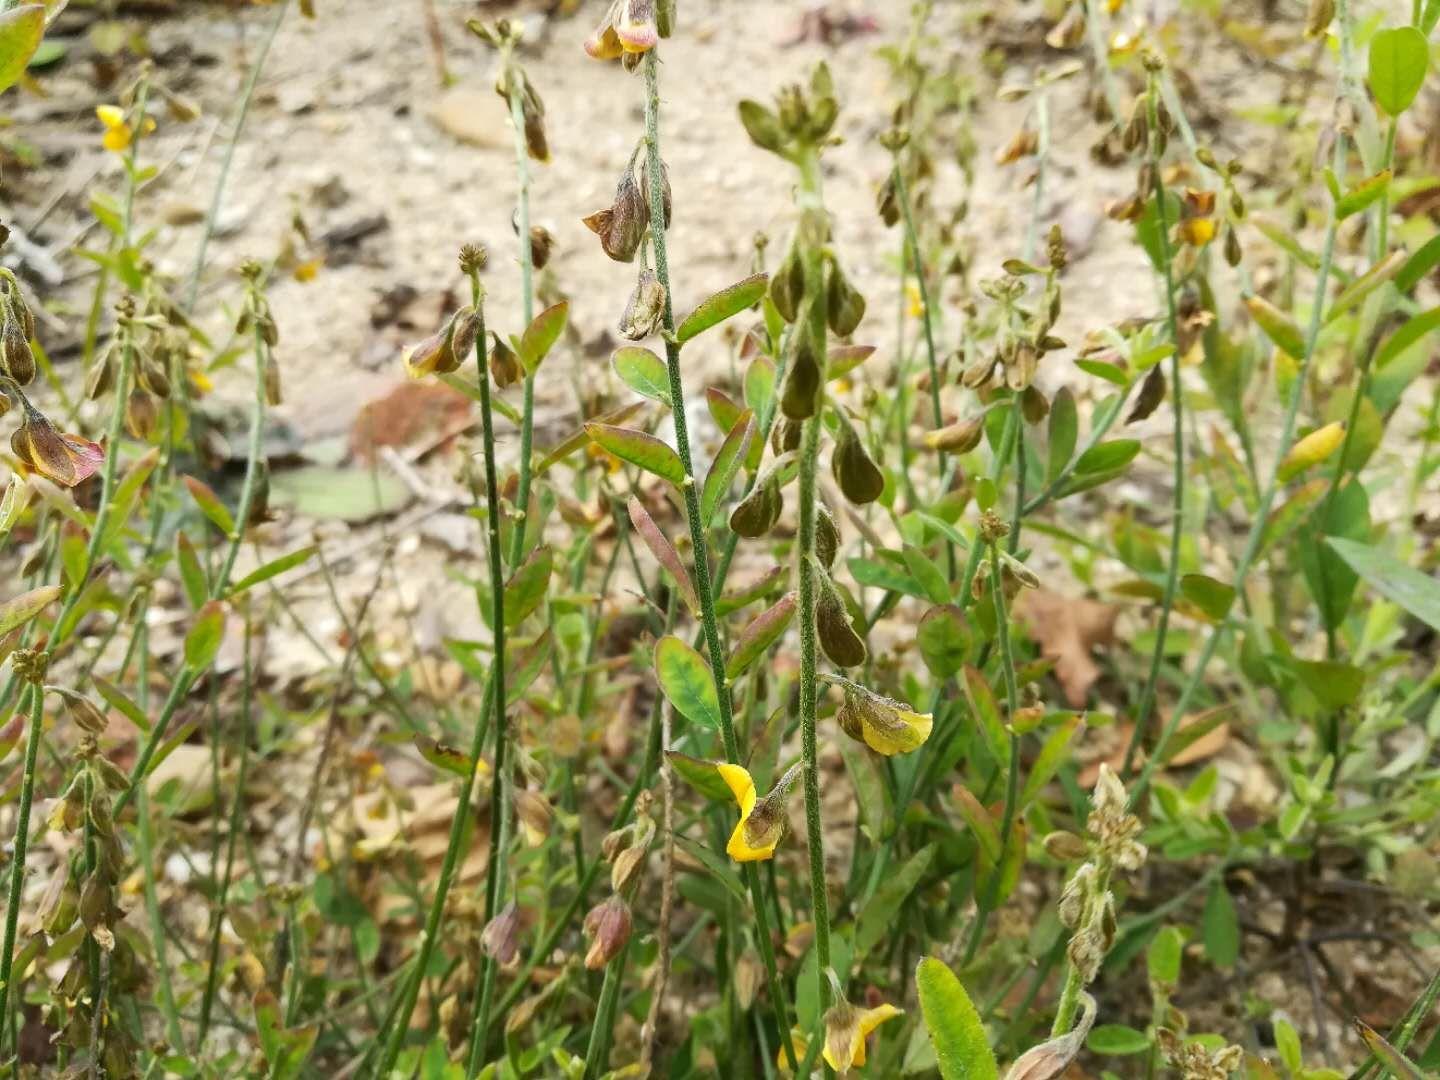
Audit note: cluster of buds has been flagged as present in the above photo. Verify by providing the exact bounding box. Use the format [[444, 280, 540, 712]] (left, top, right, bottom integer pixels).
[[583, 149, 671, 264], [957, 228, 1066, 407], [468, 21, 550, 162], [1046, 765, 1148, 984], [1, 269, 37, 386], [91, 286, 193, 444], [584, 0, 673, 66], [738, 62, 841, 159], [582, 791, 657, 967], [1157, 1029, 1244, 1080]]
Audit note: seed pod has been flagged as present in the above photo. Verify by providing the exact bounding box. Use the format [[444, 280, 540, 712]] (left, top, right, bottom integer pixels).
[[815, 504, 840, 569], [923, 416, 984, 453], [825, 258, 866, 337], [582, 162, 649, 263], [779, 331, 822, 420], [1126, 365, 1167, 424], [1005, 341, 1039, 391], [831, 424, 884, 505], [51, 687, 108, 735], [481, 901, 521, 966], [125, 389, 158, 440], [1044, 830, 1089, 861], [8, 287, 34, 340], [618, 268, 667, 340], [813, 559, 866, 667], [1224, 226, 1243, 267], [1021, 385, 1050, 425], [876, 172, 900, 226], [1, 307, 35, 386], [769, 241, 805, 324], [514, 789, 553, 847], [489, 332, 522, 388], [527, 225, 555, 270], [583, 895, 632, 970], [516, 73, 549, 163], [86, 347, 117, 400], [641, 153, 672, 229], [730, 475, 782, 537], [264, 352, 282, 405], [92, 755, 130, 793], [770, 415, 802, 456], [450, 306, 481, 365]]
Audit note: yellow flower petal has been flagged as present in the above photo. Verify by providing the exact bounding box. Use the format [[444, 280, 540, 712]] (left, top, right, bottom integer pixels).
[[863, 708, 933, 756], [96, 105, 125, 129], [102, 126, 132, 153], [858, 1003, 903, 1040], [716, 763, 756, 817]]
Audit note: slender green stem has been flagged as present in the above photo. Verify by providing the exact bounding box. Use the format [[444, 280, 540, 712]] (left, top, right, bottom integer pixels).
[[506, 79, 537, 570], [470, 290, 511, 1075], [1127, 128, 1349, 806], [376, 293, 498, 1080], [185, 0, 289, 313], [1120, 77, 1186, 777], [0, 686, 41, 1048], [641, 48, 797, 1070], [893, 156, 956, 580], [582, 938, 630, 1079], [136, 785, 184, 1050]]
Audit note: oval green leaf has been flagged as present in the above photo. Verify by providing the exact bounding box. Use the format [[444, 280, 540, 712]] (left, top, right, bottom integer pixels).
[[676, 273, 768, 344], [612, 345, 672, 406], [1368, 26, 1429, 115], [916, 957, 999, 1080], [0, 5, 44, 95], [702, 410, 757, 527], [585, 423, 686, 485], [519, 300, 568, 374], [655, 635, 723, 731]]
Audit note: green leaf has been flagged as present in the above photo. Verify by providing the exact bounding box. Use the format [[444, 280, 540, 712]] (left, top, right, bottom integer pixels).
[[827, 344, 874, 381], [535, 401, 644, 476], [268, 466, 411, 523], [1074, 358, 1129, 386], [1056, 440, 1141, 497], [176, 534, 207, 609], [1376, 306, 1440, 372], [725, 591, 795, 679], [857, 844, 934, 956], [101, 447, 159, 547], [676, 273, 768, 343], [1355, 1019, 1424, 1080], [915, 957, 999, 1080], [702, 410, 756, 526], [1291, 658, 1366, 710], [1047, 386, 1078, 483], [503, 545, 553, 628], [674, 834, 746, 903], [963, 665, 1008, 771], [1087, 1025, 1152, 1056], [0, 5, 45, 95], [901, 544, 950, 605], [413, 734, 474, 778], [666, 751, 732, 803], [612, 345, 672, 406], [1395, 235, 1440, 294], [518, 300, 568, 374], [1245, 295, 1306, 357], [183, 475, 236, 535], [1334, 169, 1392, 220], [837, 736, 886, 842], [1325, 248, 1405, 321], [1019, 713, 1084, 806], [744, 355, 776, 420], [917, 604, 970, 679], [1275, 1019, 1303, 1074], [0, 584, 60, 637], [227, 545, 318, 598], [92, 676, 149, 733], [1147, 926, 1184, 986], [1202, 881, 1239, 968], [1299, 479, 1369, 633], [1326, 536, 1440, 631], [1180, 573, 1235, 622], [184, 600, 226, 671], [1368, 26, 1429, 115], [585, 423, 686, 485], [655, 635, 722, 731]]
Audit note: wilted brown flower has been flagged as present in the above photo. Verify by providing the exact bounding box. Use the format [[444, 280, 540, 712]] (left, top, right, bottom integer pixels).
[[618, 268, 667, 340], [583, 160, 650, 263], [582, 894, 632, 969], [11, 403, 105, 488]]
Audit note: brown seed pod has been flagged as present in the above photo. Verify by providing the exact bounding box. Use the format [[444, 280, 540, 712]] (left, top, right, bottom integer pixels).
[[1, 308, 35, 386], [582, 162, 649, 263], [814, 562, 866, 668], [779, 331, 821, 420], [831, 424, 884, 505], [730, 477, 782, 538], [815, 504, 840, 569], [826, 257, 866, 337], [769, 241, 805, 324]]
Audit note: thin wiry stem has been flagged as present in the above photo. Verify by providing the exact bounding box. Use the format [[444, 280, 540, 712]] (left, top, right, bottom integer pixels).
[[640, 47, 797, 1071], [0, 686, 42, 1047], [1120, 75, 1186, 777]]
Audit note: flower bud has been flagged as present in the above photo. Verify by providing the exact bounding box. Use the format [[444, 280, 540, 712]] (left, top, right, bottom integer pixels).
[[481, 901, 521, 967], [125, 389, 158, 440], [1044, 830, 1088, 861], [779, 330, 822, 420], [514, 788, 553, 847], [1, 305, 35, 386], [51, 687, 108, 735], [729, 476, 782, 538], [826, 258, 866, 337], [815, 504, 840, 569], [489, 332, 522, 389], [814, 558, 866, 668], [618, 268, 667, 340], [583, 895, 631, 969], [769, 242, 805, 324], [583, 161, 649, 263], [923, 416, 984, 453]]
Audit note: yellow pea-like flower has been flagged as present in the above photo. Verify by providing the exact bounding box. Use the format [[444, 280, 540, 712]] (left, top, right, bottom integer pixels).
[[823, 1001, 904, 1071], [717, 762, 799, 863]]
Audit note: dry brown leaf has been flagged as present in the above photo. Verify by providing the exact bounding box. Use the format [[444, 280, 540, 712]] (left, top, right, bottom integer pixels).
[[1014, 589, 1119, 707]]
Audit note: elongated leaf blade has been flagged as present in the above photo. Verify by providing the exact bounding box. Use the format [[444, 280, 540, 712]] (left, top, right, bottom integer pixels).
[[916, 957, 999, 1080], [585, 423, 686, 485], [518, 300, 568, 374], [676, 273, 767, 343], [655, 635, 722, 731]]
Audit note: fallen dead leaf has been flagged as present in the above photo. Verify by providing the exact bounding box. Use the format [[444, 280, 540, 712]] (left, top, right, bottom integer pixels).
[[1014, 589, 1119, 707]]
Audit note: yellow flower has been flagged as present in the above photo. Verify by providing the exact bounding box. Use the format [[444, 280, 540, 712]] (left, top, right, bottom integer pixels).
[[96, 105, 155, 154], [829, 676, 934, 756], [905, 280, 924, 318], [823, 1001, 903, 1072], [1178, 217, 1217, 246], [717, 762, 799, 863]]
